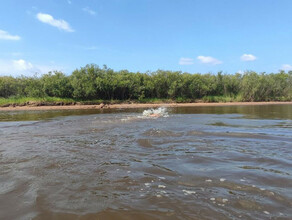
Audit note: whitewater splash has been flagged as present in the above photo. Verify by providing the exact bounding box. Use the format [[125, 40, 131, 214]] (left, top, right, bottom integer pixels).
[[142, 107, 169, 118], [120, 107, 169, 122]]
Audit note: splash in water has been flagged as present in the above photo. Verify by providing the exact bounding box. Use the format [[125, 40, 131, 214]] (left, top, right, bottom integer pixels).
[[120, 107, 168, 122], [142, 107, 169, 118]]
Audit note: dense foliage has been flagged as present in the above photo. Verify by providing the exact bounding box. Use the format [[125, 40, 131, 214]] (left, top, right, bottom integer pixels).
[[1, 64, 292, 102]]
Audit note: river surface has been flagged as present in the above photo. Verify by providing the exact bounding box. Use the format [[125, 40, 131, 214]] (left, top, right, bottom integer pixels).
[[0, 104, 292, 220]]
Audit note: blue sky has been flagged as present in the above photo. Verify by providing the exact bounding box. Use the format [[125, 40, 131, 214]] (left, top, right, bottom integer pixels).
[[0, 0, 292, 76]]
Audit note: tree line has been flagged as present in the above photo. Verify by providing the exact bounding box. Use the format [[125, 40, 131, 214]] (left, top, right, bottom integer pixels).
[[1, 64, 292, 102]]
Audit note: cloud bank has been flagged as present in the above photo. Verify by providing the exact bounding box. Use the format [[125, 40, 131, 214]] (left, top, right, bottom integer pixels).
[[0, 29, 21, 40], [281, 64, 292, 71], [36, 13, 74, 32], [0, 59, 62, 76]]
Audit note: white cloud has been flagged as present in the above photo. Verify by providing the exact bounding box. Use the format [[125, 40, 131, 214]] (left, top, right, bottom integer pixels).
[[0, 59, 36, 75], [0, 59, 63, 76], [67, 0, 72, 4], [241, 54, 257, 61], [179, 57, 194, 65], [13, 59, 34, 71], [197, 56, 222, 65], [0, 29, 21, 40], [281, 64, 292, 71], [36, 13, 74, 32], [83, 7, 96, 16]]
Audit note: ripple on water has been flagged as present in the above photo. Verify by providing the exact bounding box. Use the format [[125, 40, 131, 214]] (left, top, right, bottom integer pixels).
[[1, 106, 292, 219]]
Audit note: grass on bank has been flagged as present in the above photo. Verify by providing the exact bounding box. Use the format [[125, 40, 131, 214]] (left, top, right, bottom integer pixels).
[[0, 95, 237, 107], [0, 97, 75, 106], [0, 96, 172, 106], [1, 95, 291, 107], [201, 95, 243, 103]]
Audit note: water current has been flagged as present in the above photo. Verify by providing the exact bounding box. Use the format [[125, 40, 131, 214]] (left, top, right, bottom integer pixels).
[[0, 104, 292, 219]]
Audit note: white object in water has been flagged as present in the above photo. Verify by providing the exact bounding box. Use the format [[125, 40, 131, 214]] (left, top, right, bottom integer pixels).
[[142, 107, 168, 118], [144, 183, 151, 187], [182, 189, 196, 195]]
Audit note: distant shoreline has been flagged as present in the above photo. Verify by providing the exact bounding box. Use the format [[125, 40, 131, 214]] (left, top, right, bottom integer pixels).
[[0, 101, 292, 111]]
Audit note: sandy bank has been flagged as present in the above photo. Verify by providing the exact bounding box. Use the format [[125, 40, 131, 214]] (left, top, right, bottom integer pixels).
[[0, 101, 292, 111]]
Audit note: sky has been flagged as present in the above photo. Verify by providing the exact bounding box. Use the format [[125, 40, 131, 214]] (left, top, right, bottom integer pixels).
[[1, 0, 292, 76]]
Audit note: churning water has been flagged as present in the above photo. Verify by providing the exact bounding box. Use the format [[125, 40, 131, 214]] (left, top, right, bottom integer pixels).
[[0, 105, 292, 219], [142, 107, 169, 118]]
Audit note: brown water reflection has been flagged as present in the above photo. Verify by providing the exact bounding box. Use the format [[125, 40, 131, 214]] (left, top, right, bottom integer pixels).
[[0, 105, 292, 219]]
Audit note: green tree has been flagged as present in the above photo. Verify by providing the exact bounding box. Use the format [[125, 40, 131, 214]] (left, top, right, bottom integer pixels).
[[42, 71, 72, 98], [70, 64, 102, 99]]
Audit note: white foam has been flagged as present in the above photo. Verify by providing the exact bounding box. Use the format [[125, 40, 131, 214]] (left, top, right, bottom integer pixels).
[[222, 198, 228, 203], [144, 183, 151, 187], [142, 107, 169, 118], [182, 189, 196, 195]]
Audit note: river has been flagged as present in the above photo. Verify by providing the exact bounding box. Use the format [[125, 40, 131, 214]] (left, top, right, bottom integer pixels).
[[0, 104, 292, 219]]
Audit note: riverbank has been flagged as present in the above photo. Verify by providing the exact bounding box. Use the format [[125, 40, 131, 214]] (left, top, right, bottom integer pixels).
[[1, 101, 292, 111]]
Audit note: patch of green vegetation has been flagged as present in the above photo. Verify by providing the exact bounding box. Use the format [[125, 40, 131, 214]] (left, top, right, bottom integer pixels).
[[0, 96, 75, 107], [175, 97, 195, 103], [135, 98, 173, 104], [1, 65, 292, 104], [201, 95, 241, 103]]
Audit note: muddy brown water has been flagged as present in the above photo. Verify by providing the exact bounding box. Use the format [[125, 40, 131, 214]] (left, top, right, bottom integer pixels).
[[0, 105, 292, 220]]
